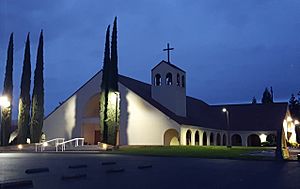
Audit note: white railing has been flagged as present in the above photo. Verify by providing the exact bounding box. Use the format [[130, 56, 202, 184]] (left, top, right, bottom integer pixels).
[[56, 138, 84, 152], [35, 138, 65, 152]]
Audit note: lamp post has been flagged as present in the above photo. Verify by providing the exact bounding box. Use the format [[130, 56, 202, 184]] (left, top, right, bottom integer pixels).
[[0, 96, 11, 145], [222, 108, 231, 148]]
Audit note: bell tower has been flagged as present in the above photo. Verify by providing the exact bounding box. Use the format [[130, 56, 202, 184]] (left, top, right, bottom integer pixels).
[[151, 44, 186, 117]]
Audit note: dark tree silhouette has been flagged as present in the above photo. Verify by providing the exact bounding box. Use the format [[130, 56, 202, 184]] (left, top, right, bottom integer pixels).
[[289, 93, 299, 119], [107, 16, 119, 145], [1, 33, 14, 146], [18, 33, 32, 144], [100, 25, 111, 144], [99, 17, 120, 145], [261, 87, 273, 104], [251, 96, 257, 104], [30, 31, 44, 143], [110, 17, 118, 91]]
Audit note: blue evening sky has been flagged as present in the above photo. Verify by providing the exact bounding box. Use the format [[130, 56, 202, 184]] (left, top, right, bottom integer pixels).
[[0, 0, 300, 117]]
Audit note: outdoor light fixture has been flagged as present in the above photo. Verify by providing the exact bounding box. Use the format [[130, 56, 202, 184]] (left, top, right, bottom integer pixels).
[[222, 107, 231, 148], [0, 96, 10, 108], [17, 144, 23, 150], [43, 142, 48, 147], [294, 120, 299, 125], [103, 143, 107, 150]]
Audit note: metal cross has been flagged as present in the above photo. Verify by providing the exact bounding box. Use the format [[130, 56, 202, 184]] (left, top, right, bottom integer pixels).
[[163, 43, 174, 63]]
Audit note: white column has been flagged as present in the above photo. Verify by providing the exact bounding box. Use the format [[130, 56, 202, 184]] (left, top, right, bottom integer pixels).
[[241, 134, 247, 146], [199, 131, 203, 146], [180, 128, 186, 145], [207, 131, 211, 146], [191, 130, 195, 146]]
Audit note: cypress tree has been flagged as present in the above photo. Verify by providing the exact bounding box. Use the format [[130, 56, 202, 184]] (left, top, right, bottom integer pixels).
[[110, 17, 118, 91], [261, 87, 273, 104], [17, 33, 31, 144], [30, 31, 44, 143], [251, 96, 257, 104], [100, 17, 120, 145], [100, 25, 111, 144], [106, 17, 119, 145], [1, 33, 13, 146]]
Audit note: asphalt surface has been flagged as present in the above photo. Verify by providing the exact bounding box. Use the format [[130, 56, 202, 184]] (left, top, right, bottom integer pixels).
[[0, 153, 300, 189]]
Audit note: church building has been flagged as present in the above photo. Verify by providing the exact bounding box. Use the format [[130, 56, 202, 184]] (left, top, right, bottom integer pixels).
[[43, 59, 297, 147]]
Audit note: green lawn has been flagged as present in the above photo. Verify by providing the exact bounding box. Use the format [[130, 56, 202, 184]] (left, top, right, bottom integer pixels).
[[114, 146, 276, 160]]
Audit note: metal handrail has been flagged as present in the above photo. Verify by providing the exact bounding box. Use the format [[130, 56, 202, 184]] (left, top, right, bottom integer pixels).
[[35, 138, 65, 152], [56, 138, 84, 152]]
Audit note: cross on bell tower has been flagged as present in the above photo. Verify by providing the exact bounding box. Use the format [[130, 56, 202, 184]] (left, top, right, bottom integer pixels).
[[163, 43, 174, 63]]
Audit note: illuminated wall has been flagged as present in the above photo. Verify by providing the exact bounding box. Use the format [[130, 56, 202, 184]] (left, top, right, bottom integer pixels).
[[119, 83, 181, 145], [43, 72, 103, 140], [283, 114, 297, 143]]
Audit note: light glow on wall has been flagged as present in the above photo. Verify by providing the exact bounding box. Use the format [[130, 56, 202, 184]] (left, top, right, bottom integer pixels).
[[64, 96, 77, 139], [259, 134, 267, 143]]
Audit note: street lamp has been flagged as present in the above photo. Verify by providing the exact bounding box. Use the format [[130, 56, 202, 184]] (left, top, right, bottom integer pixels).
[[222, 108, 231, 148], [0, 96, 10, 108]]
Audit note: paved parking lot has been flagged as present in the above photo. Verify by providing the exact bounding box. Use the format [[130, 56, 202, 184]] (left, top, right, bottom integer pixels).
[[0, 153, 300, 189]]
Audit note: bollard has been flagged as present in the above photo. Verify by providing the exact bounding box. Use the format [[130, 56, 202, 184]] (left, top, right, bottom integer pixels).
[[62, 174, 87, 180], [106, 168, 124, 173], [25, 167, 49, 174], [68, 164, 87, 169], [138, 165, 152, 169]]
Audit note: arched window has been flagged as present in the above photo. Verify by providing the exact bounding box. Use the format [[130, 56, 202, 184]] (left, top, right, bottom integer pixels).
[[195, 131, 199, 145], [154, 74, 161, 86], [176, 73, 180, 86], [203, 132, 207, 146], [210, 133, 214, 145], [186, 130, 191, 145], [266, 134, 277, 146], [216, 133, 221, 146], [222, 134, 227, 146], [166, 73, 172, 85], [231, 134, 242, 146], [247, 134, 261, 146], [182, 75, 185, 87]]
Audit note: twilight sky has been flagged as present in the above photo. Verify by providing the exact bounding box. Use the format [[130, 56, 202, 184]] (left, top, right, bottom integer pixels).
[[0, 0, 300, 118]]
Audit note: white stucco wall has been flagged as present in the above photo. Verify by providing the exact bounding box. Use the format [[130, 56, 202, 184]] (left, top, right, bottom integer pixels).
[[119, 82, 181, 145], [43, 71, 181, 145], [43, 71, 103, 140]]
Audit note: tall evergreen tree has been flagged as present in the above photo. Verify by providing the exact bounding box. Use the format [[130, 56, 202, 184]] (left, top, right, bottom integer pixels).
[[251, 96, 257, 104], [107, 17, 119, 145], [261, 87, 273, 104], [289, 93, 299, 119], [100, 25, 111, 144], [17, 33, 31, 144], [110, 17, 118, 91], [1, 33, 14, 146], [30, 31, 44, 143], [270, 86, 274, 102], [99, 18, 120, 145]]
